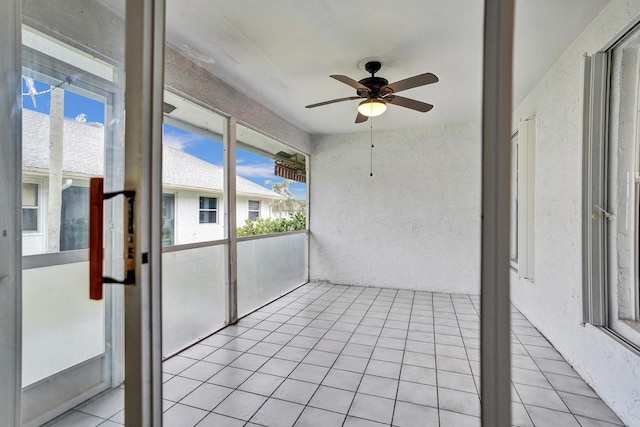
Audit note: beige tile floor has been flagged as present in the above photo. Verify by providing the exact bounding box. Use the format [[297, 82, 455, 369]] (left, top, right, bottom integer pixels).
[[47, 282, 625, 426]]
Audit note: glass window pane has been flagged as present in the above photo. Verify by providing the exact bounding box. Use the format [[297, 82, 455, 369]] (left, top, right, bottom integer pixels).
[[22, 208, 38, 232], [162, 194, 175, 246], [235, 124, 307, 237], [60, 186, 89, 251], [22, 183, 38, 206]]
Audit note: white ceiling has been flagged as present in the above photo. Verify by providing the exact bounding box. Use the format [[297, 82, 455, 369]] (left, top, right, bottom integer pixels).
[[164, 0, 609, 135]]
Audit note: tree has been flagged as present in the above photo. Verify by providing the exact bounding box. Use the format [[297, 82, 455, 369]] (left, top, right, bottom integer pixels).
[[266, 179, 306, 218]]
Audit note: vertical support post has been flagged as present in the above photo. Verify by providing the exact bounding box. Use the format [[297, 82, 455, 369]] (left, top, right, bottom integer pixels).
[[305, 154, 311, 282], [225, 117, 238, 324], [0, 0, 22, 424], [124, 0, 165, 425], [481, 1, 514, 426]]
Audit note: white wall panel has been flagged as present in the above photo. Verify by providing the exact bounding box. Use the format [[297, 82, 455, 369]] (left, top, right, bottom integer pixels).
[[22, 262, 104, 386], [238, 232, 307, 316], [510, 2, 640, 425], [162, 245, 226, 356], [310, 122, 481, 294]]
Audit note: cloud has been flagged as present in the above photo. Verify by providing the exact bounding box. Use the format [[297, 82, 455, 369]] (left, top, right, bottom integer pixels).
[[162, 131, 203, 151], [236, 162, 275, 178]]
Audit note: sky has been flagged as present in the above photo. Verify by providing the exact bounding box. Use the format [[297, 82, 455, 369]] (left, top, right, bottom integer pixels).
[[163, 124, 307, 200], [22, 77, 307, 200]]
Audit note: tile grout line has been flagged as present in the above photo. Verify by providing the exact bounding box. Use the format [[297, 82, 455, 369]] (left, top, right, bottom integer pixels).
[[449, 293, 482, 415], [89, 284, 623, 427], [284, 284, 370, 426], [232, 283, 358, 426], [432, 292, 442, 426], [512, 328, 615, 426], [390, 286, 420, 427], [338, 286, 398, 426], [178, 283, 342, 426]]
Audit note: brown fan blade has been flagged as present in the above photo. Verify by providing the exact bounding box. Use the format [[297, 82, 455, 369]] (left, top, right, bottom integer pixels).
[[355, 112, 369, 123], [386, 95, 433, 112], [382, 72, 438, 94], [330, 75, 371, 93], [306, 96, 360, 109]]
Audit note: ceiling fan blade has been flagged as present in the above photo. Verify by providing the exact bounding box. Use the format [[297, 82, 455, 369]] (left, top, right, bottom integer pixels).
[[355, 112, 369, 123], [330, 75, 371, 93], [382, 72, 438, 94], [306, 96, 360, 109], [386, 95, 433, 112]]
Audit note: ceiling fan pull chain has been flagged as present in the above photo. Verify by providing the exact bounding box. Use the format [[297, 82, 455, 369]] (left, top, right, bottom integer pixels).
[[370, 116, 374, 177]]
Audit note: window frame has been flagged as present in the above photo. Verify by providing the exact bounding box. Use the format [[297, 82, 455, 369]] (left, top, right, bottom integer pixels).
[[248, 200, 260, 221], [510, 117, 536, 281], [21, 180, 41, 234], [21, 42, 118, 265], [199, 196, 218, 224], [583, 34, 640, 350], [161, 192, 176, 246], [510, 131, 519, 269]]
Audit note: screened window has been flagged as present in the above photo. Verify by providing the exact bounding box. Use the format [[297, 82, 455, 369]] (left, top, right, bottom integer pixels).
[[22, 182, 39, 232], [199, 197, 217, 223], [248, 200, 260, 221]]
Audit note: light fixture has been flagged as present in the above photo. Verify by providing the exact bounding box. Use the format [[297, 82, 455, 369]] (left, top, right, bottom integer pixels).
[[358, 98, 387, 117]]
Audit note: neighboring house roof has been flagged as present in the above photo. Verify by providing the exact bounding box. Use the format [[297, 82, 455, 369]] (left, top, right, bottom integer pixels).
[[22, 108, 283, 199]]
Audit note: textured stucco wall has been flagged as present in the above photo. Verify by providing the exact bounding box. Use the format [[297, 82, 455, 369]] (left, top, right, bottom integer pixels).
[[510, 1, 640, 425], [309, 122, 481, 294]]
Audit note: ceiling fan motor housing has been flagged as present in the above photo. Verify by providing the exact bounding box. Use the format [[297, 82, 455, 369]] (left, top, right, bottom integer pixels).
[[358, 61, 389, 98], [358, 77, 389, 98]]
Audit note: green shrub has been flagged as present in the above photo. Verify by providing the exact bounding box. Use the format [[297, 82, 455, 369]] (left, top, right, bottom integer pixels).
[[237, 211, 306, 237]]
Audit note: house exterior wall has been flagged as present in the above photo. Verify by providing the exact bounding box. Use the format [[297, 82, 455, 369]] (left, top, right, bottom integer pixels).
[[510, 2, 640, 425], [236, 196, 272, 225], [23, 176, 278, 252], [309, 122, 481, 294], [171, 189, 225, 244]]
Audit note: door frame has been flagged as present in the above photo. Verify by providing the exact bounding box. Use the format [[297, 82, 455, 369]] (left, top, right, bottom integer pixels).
[[0, 0, 23, 425], [0, 0, 166, 425], [123, 0, 166, 425], [18, 50, 124, 426]]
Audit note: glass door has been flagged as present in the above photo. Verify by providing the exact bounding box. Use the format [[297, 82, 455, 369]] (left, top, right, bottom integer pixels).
[[19, 24, 126, 427], [0, 0, 166, 425]]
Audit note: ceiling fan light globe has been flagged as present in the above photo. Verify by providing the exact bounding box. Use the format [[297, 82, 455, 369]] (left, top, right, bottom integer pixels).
[[358, 99, 387, 117]]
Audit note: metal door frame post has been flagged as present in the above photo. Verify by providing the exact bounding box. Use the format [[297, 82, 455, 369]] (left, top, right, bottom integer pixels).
[[124, 0, 166, 425], [481, 1, 514, 426], [0, 0, 23, 425]]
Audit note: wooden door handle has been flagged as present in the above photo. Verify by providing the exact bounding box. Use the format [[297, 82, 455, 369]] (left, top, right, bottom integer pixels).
[[89, 177, 136, 300]]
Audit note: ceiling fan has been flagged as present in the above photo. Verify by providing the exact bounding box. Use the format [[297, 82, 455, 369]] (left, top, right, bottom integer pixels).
[[305, 61, 438, 124]]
